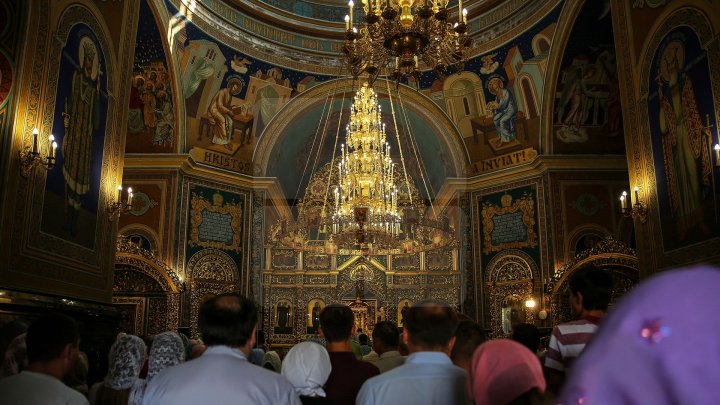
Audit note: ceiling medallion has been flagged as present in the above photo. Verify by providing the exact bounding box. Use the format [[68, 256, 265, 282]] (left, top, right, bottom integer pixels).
[[342, 0, 471, 85]]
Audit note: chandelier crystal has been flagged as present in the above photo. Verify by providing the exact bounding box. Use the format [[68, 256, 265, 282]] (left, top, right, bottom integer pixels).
[[343, 0, 471, 85]]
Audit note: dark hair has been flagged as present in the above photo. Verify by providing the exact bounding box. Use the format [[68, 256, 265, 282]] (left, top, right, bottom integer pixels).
[[450, 320, 486, 365], [569, 265, 614, 311], [319, 304, 354, 342], [511, 323, 540, 353], [198, 293, 258, 347], [405, 300, 459, 349], [358, 333, 369, 345], [26, 313, 80, 363], [372, 321, 399, 349]]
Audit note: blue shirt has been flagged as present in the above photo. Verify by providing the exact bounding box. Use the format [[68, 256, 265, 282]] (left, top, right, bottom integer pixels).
[[356, 351, 469, 405], [141, 345, 301, 405]]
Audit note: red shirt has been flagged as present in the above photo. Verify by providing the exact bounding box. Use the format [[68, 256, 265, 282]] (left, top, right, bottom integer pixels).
[[325, 351, 379, 405]]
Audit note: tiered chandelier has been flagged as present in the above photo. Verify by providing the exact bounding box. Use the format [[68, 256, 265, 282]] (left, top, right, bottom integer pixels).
[[342, 0, 471, 85], [270, 82, 455, 256]]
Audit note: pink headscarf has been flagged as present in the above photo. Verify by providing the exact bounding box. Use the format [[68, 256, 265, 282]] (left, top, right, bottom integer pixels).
[[470, 339, 546, 405]]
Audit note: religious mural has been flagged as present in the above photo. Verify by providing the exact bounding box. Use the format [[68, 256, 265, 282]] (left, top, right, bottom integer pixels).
[[126, 0, 175, 153], [274, 299, 293, 334], [41, 24, 108, 249], [306, 298, 325, 334], [647, 26, 720, 251], [0, 0, 20, 165], [552, 0, 625, 154]]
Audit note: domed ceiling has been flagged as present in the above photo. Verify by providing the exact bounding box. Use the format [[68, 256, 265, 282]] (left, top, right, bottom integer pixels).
[[189, 0, 557, 73]]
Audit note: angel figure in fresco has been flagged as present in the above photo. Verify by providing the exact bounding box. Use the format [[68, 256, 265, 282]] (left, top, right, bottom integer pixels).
[[61, 38, 102, 234], [231, 55, 252, 74], [486, 76, 517, 146], [206, 76, 243, 150], [656, 39, 712, 239], [479, 53, 499, 74]]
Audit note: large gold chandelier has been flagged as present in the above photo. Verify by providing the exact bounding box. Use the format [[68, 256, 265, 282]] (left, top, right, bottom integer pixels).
[[270, 82, 455, 256], [343, 0, 470, 84]]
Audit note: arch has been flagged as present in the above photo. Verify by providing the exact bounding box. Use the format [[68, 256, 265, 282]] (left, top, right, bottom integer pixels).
[[548, 237, 639, 325], [254, 78, 469, 181], [119, 224, 160, 252], [566, 224, 611, 261], [519, 74, 539, 119], [186, 248, 238, 282], [532, 34, 552, 56]]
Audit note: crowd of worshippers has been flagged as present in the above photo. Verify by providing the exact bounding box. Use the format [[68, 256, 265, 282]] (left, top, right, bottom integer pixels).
[[0, 264, 718, 405]]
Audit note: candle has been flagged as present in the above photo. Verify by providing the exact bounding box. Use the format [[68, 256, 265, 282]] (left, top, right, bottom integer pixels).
[[348, 1, 354, 24], [127, 187, 133, 206], [462, 8, 467, 23], [414, 55, 418, 67], [620, 191, 627, 211], [48, 135, 56, 158], [715, 144, 720, 164], [458, 0, 462, 16], [117, 185, 123, 202], [345, 14, 350, 30], [633, 186, 640, 204], [32, 128, 39, 154]]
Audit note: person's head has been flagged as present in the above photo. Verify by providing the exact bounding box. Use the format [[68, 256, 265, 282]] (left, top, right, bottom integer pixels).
[[470, 339, 546, 405], [262, 351, 282, 373], [198, 293, 258, 352], [372, 321, 399, 354], [282, 342, 331, 398], [568, 265, 614, 314], [511, 323, 540, 354], [64, 351, 89, 394], [0, 319, 29, 377], [147, 331, 185, 381], [106, 334, 146, 390], [318, 304, 354, 343], [560, 265, 720, 405], [450, 320, 486, 371], [403, 299, 459, 352], [358, 333, 369, 346], [26, 313, 80, 378]]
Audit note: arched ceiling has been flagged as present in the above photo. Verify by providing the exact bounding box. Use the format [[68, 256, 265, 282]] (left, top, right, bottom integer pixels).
[[185, 0, 557, 70]]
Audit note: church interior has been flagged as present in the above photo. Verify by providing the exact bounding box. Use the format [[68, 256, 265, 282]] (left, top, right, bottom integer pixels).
[[1, 0, 719, 390]]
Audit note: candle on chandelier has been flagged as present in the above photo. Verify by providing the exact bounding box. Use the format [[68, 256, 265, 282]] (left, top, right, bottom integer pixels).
[[462, 8, 468, 23], [345, 14, 350, 30], [348, 1, 354, 24], [48, 135, 56, 158], [32, 128, 39, 154]]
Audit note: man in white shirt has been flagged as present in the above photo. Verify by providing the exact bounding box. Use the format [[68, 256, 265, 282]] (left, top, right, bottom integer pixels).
[[141, 293, 300, 405], [368, 321, 404, 373], [356, 300, 469, 405], [0, 313, 89, 405]]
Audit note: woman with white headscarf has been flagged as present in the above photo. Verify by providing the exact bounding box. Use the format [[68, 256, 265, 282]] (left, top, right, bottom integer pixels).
[[89, 334, 146, 405], [281, 342, 332, 405], [133, 331, 185, 404]]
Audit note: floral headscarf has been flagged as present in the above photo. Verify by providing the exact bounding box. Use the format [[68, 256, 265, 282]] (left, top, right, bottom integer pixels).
[[105, 334, 146, 390], [147, 332, 185, 381]]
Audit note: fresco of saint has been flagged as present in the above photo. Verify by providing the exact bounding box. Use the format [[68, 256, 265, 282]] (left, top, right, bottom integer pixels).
[[486, 76, 517, 146], [206, 76, 243, 150]]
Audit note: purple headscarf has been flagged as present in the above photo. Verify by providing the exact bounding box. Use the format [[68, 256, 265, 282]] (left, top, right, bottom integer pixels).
[[559, 265, 720, 405]]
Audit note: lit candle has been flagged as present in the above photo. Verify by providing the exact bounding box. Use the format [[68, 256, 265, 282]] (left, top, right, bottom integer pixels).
[[633, 186, 640, 204], [48, 135, 56, 158], [715, 144, 720, 164], [620, 191, 627, 211], [32, 128, 39, 154], [348, 1, 354, 24], [117, 185, 123, 202], [462, 8, 467, 23], [345, 14, 350, 30], [127, 187, 133, 206]]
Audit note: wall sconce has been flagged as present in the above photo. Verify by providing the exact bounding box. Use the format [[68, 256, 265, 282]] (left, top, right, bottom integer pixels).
[[714, 144, 719, 167], [107, 185, 133, 219], [19, 128, 58, 178], [620, 186, 647, 224]]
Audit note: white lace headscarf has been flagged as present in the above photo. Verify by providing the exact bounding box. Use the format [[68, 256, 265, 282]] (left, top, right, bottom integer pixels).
[[281, 342, 331, 398], [147, 331, 185, 381], [105, 334, 146, 390]]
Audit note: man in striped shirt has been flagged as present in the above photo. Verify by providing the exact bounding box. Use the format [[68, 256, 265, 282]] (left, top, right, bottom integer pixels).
[[545, 265, 613, 394]]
